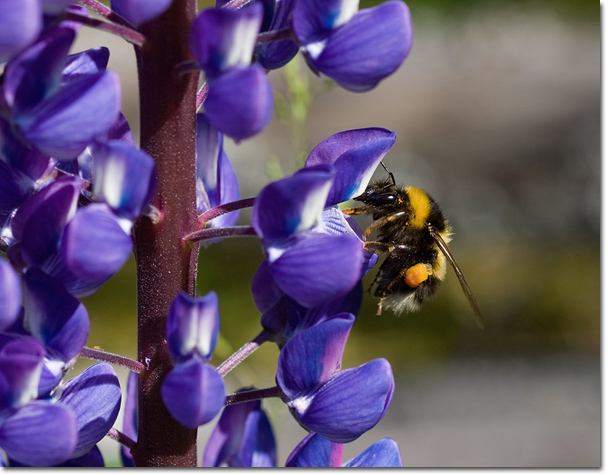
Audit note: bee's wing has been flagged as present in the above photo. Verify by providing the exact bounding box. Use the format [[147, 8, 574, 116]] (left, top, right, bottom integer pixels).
[[428, 226, 485, 329]]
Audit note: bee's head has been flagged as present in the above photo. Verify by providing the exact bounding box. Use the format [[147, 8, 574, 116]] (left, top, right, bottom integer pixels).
[[354, 180, 401, 208]]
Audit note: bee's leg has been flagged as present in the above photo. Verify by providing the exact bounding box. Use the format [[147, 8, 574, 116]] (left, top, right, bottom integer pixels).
[[341, 206, 366, 216], [363, 241, 411, 255], [376, 298, 384, 316]]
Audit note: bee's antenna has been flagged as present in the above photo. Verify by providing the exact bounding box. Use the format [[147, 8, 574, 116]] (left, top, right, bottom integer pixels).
[[380, 161, 396, 187]]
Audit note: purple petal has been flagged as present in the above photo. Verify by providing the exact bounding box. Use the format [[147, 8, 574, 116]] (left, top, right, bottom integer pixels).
[[0, 336, 45, 410], [59, 445, 105, 467], [0, 0, 42, 63], [251, 261, 283, 313], [0, 401, 77, 467], [10, 176, 80, 243], [18, 70, 121, 160], [0, 258, 21, 331], [190, 4, 263, 78], [305, 128, 396, 205], [166, 291, 220, 363], [0, 161, 36, 212], [41, 0, 78, 15], [111, 0, 174, 27], [4, 27, 75, 116], [293, 358, 394, 443], [60, 203, 132, 285], [121, 372, 137, 467], [286, 433, 343, 467], [205, 65, 273, 141], [23, 269, 89, 361], [203, 398, 276, 467], [267, 233, 363, 307], [59, 363, 121, 458], [91, 141, 156, 219], [16, 178, 80, 268], [292, 0, 359, 44], [276, 314, 354, 400], [254, 0, 298, 70], [161, 359, 226, 429], [251, 166, 334, 243], [62, 47, 110, 84], [0, 118, 50, 182], [343, 438, 403, 467], [195, 113, 240, 227], [305, 1, 412, 92]]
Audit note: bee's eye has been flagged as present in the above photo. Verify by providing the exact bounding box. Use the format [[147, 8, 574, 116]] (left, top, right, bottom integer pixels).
[[372, 193, 397, 205]]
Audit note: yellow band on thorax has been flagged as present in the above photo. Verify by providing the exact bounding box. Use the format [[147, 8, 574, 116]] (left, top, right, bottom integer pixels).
[[405, 186, 431, 229]]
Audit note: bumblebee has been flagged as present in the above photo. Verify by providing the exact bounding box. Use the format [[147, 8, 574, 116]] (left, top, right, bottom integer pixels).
[[343, 163, 484, 329]]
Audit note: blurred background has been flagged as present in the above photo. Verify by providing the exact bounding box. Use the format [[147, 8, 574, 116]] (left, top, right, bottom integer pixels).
[[73, 0, 599, 467]]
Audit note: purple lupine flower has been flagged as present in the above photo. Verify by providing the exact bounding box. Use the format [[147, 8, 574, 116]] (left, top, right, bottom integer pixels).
[[203, 394, 276, 467], [4, 27, 121, 160], [0, 258, 21, 331], [90, 141, 156, 220], [190, 4, 274, 141], [292, 0, 413, 92], [251, 165, 365, 307], [57, 363, 121, 459], [161, 292, 226, 429], [7, 177, 133, 298], [276, 315, 395, 443], [0, 0, 43, 63], [286, 432, 403, 467], [304, 127, 397, 206], [196, 113, 240, 228], [254, 0, 299, 70], [111, 0, 174, 27], [252, 259, 363, 345], [0, 337, 78, 466], [120, 371, 138, 467]]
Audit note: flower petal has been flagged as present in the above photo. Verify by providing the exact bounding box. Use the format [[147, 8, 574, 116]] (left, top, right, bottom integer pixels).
[[23, 269, 89, 361], [161, 360, 226, 429], [305, 1, 412, 92], [0, 336, 45, 410], [0, 401, 77, 467], [18, 70, 121, 160], [305, 128, 396, 205], [60, 203, 132, 289], [286, 432, 343, 467], [292, 0, 359, 44], [91, 141, 156, 219], [59, 363, 121, 458], [205, 65, 273, 141], [276, 314, 354, 400], [203, 397, 276, 467], [267, 233, 363, 307], [343, 438, 403, 467], [110, 0, 174, 27], [254, 0, 299, 70], [0, 258, 21, 331], [252, 165, 334, 244], [62, 47, 110, 83], [190, 4, 263, 78], [3, 27, 75, 116], [294, 358, 394, 443], [0, 0, 42, 63], [166, 291, 220, 363], [195, 113, 240, 227]]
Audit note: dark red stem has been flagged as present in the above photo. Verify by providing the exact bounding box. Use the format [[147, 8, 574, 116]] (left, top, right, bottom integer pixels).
[[225, 386, 283, 405], [183, 225, 257, 243], [197, 197, 256, 225], [64, 11, 145, 46], [78, 346, 146, 373], [217, 330, 272, 377], [132, 0, 199, 467]]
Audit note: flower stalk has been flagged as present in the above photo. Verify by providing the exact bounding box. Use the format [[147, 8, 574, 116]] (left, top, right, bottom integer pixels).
[[131, 0, 199, 467]]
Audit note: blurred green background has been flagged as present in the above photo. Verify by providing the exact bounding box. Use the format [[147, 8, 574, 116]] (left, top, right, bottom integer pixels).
[[76, 0, 599, 467]]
